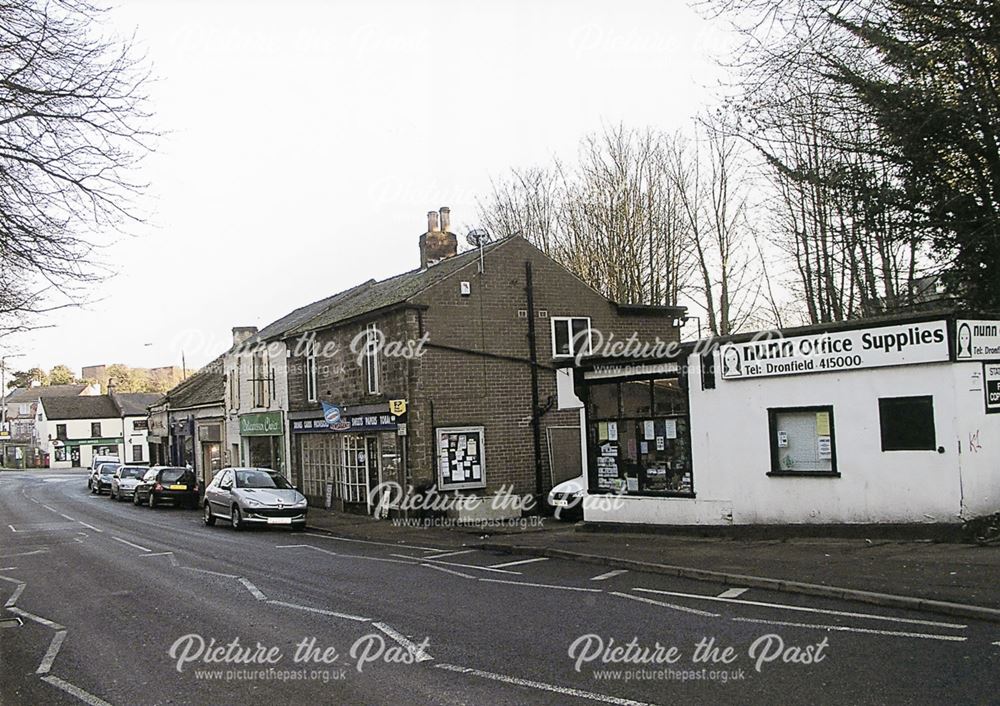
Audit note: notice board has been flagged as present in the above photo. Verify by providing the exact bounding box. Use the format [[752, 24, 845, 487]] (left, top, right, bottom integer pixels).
[[437, 426, 486, 490]]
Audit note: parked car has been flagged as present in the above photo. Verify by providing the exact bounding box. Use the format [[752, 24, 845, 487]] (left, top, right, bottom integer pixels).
[[90, 462, 122, 495], [109, 465, 148, 502], [203, 467, 307, 531], [133, 466, 199, 509], [546, 474, 586, 520], [87, 455, 120, 490]]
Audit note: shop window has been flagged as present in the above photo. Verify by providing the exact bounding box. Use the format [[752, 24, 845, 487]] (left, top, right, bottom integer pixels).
[[768, 407, 837, 475], [306, 341, 318, 402], [132, 445, 143, 462], [55, 447, 67, 462], [365, 323, 380, 394], [551, 317, 591, 357], [621, 380, 652, 417], [91, 422, 101, 437], [652, 378, 686, 415], [879, 396, 936, 451], [56, 424, 67, 440], [586, 383, 618, 420]]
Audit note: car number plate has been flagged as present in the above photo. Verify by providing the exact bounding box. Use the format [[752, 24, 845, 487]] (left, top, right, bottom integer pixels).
[[168, 484, 187, 490], [266, 517, 292, 525], [551, 499, 569, 507]]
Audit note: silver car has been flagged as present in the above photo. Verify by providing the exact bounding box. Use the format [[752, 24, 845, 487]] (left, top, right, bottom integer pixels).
[[203, 467, 307, 531], [109, 465, 147, 502]]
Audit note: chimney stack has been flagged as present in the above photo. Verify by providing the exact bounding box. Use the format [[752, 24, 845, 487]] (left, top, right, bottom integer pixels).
[[232, 326, 259, 348], [419, 206, 458, 269]]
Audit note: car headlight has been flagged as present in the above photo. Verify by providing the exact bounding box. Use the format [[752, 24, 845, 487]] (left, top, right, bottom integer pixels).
[[244, 498, 261, 507]]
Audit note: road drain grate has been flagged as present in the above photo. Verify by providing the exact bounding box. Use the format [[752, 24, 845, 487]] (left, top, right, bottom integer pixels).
[[0, 617, 23, 629]]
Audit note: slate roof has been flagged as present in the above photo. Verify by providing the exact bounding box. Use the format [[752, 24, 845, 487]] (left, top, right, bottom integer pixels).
[[3, 384, 91, 404], [161, 355, 224, 409], [251, 279, 379, 343], [114, 393, 162, 416], [41, 395, 120, 420], [283, 238, 510, 338]]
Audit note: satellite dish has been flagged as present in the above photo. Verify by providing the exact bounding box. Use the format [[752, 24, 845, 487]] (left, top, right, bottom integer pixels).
[[465, 228, 493, 248]]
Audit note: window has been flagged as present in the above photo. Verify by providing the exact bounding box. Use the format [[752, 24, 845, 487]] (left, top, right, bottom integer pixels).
[[252, 349, 268, 407], [306, 341, 318, 402], [700, 351, 716, 390], [54, 447, 67, 462], [132, 445, 143, 462], [365, 323, 380, 395], [767, 406, 838, 475], [56, 424, 67, 440], [879, 396, 936, 451], [551, 317, 592, 358], [91, 422, 101, 438]]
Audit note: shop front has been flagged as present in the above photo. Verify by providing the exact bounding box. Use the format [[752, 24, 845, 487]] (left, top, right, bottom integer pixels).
[[198, 422, 223, 483], [239, 411, 284, 472], [568, 312, 1000, 527], [292, 402, 404, 514]]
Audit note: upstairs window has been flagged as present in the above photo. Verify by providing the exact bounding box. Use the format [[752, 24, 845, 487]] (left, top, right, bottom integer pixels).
[[306, 341, 318, 402], [91, 422, 102, 438], [552, 317, 592, 358], [252, 349, 268, 408], [365, 324, 380, 395], [879, 396, 936, 451], [56, 424, 67, 440]]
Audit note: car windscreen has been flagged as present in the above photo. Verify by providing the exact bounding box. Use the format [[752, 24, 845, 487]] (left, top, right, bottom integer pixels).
[[159, 468, 193, 484], [98, 465, 119, 475], [119, 467, 145, 479], [235, 470, 292, 489]]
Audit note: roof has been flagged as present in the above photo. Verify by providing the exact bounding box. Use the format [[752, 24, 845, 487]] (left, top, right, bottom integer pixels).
[[41, 396, 120, 420], [250, 279, 379, 343], [282, 238, 510, 337], [162, 355, 224, 409], [3, 384, 91, 404], [114, 393, 161, 416]]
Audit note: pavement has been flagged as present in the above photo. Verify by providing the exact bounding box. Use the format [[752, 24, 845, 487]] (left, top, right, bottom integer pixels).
[[3, 468, 1000, 706], [303, 505, 1000, 615]]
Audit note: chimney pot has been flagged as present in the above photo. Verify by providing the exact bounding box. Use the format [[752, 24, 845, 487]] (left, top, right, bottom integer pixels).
[[427, 210, 440, 232], [419, 207, 458, 268], [439, 206, 451, 233], [232, 326, 259, 348]]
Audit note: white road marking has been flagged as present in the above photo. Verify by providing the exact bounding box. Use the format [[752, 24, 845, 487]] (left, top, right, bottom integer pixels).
[[718, 587, 749, 599], [611, 591, 721, 617], [238, 578, 267, 601], [372, 621, 433, 662], [41, 504, 59, 513], [7, 524, 14, 532], [111, 536, 150, 552], [633, 587, 967, 629], [36, 630, 67, 675], [0, 574, 23, 585], [590, 569, 629, 582], [480, 578, 602, 593], [140, 551, 174, 557], [395, 555, 521, 575], [732, 616, 968, 642], [421, 563, 478, 579], [182, 567, 240, 579], [488, 557, 549, 569], [78, 522, 103, 533], [0, 549, 48, 558], [275, 544, 315, 549], [267, 599, 370, 623], [0, 566, 17, 571], [7, 607, 64, 630], [303, 532, 443, 552], [424, 549, 476, 559], [58, 513, 77, 522], [41, 675, 113, 706], [5, 582, 26, 607], [434, 663, 657, 706]]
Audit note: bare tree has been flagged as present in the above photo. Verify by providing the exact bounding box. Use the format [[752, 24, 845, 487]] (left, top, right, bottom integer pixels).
[[0, 0, 154, 334]]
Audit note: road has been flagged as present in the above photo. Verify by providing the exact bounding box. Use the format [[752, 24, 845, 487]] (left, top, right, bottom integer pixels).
[[0, 469, 996, 706]]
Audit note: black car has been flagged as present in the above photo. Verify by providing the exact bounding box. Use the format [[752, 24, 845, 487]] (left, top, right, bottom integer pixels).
[[90, 462, 122, 495], [133, 466, 199, 509]]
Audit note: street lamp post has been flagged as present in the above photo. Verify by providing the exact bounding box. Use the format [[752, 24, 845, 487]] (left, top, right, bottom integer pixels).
[[1, 353, 25, 427]]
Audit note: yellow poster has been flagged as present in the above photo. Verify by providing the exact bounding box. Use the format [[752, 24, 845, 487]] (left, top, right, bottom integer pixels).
[[598, 422, 609, 441], [389, 399, 407, 416], [816, 412, 830, 436]]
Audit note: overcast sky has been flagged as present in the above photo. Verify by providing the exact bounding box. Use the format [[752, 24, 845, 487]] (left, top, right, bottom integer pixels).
[[10, 0, 734, 377]]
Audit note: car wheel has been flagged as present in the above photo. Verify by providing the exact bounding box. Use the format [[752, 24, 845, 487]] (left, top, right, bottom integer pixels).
[[148, 493, 157, 509], [203, 502, 216, 526], [133, 491, 141, 506], [231, 505, 243, 531]]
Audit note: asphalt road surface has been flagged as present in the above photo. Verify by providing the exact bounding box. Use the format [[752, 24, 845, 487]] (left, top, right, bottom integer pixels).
[[1, 469, 996, 705]]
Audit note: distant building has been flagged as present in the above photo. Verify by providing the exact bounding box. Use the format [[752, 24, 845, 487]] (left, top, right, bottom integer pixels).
[[1, 383, 100, 468]]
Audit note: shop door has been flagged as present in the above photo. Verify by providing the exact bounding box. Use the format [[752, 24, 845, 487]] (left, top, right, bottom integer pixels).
[[202, 443, 221, 484], [365, 436, 382, 516]]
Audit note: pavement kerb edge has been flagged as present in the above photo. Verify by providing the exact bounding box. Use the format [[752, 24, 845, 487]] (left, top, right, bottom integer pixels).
[[473, 542, 1000, 625]]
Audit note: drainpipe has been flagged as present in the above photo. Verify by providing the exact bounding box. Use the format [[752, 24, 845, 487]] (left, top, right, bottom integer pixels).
[[525, 261, 544, 500]]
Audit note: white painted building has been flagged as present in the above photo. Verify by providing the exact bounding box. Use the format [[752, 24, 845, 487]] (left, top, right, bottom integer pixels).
[[37, 393, 158, 468], [565, 312, 1000, 526]]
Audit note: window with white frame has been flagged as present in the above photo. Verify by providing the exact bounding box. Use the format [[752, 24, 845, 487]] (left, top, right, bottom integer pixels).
[[306, 341, 318, 402], [252, 349, 269, 407], [551, 317, 592, 357], [365, 323, 380, 394]]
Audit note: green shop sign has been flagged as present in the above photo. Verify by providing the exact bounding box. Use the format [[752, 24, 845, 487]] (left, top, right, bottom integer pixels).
[[240, 411, 284, 437], [58, 437, 123, 448]]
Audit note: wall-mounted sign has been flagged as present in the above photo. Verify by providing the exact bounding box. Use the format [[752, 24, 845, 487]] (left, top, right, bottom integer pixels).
[[388, 399, 407, 416], [321, 402, 345, 429], [292, 410, 399, 434], [721, 320, 949, 380], [956, 320, 1000, 361], [985, 363, 1000, 414], [437, 426, 486, 490], [239, 411, 283, 436]]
